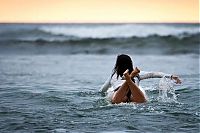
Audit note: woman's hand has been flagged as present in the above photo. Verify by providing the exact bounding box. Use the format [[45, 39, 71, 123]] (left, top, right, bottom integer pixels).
[[171, 75, 182, 84]]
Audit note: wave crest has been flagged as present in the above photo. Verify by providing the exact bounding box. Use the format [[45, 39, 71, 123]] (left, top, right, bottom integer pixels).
[[0, 23, 199, 55], [39, 24, 199, 39]]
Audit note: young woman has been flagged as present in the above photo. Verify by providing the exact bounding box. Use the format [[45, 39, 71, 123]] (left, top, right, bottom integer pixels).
[[100, 54, 181, 104]]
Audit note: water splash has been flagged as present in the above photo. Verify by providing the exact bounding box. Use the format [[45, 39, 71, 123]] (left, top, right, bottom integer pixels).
[[158, 76, 177, 102]]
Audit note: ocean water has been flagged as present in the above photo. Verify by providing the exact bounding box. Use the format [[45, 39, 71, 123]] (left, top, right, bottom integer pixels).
[[0, 23, 199, 55], [0, 23, 199, 133]]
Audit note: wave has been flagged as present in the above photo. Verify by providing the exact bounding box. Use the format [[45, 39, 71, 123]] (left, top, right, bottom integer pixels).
[[2, 32, 199, 45], [0, 23, 199, 55], [0, 23, 199, 41], [1, 30, 199, 45], [0, 33, 198, 55], [39, 24, 199, 39]]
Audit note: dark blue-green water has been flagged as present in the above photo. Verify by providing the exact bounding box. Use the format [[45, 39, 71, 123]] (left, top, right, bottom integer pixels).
[[0, 54, 199, 133]]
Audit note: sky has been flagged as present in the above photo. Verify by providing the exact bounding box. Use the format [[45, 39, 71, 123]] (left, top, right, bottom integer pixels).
[[0, 0, 199, 23]]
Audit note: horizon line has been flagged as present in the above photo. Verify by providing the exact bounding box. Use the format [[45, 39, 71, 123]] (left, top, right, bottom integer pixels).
[[0, 21, 199, 24]]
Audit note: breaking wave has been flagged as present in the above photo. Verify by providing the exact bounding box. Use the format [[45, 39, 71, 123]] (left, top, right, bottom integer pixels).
[[0, 23, 199, 54]]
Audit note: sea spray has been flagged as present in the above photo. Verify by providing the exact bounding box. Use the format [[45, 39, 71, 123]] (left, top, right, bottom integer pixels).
[[158, 76, 177, 102]]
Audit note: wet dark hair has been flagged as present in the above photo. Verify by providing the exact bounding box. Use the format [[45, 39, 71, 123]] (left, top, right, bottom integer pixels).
[[112, 54, 134, 79]]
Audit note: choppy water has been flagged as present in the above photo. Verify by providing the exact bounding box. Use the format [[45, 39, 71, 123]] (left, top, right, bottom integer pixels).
[[0, 54, 199, 133]]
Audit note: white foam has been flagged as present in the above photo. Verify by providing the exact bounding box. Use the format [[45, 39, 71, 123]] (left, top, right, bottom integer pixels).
[[53, 128, 67, 133], [40, 24, 199, 39]]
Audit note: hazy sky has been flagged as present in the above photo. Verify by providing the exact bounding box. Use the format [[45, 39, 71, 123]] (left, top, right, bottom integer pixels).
[[0, 0, 199, 23]]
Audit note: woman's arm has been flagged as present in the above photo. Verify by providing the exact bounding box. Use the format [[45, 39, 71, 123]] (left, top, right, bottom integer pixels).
[[139, 71, 171, 80], [139, 71, 181, 84], [99, 76, 111, 93]]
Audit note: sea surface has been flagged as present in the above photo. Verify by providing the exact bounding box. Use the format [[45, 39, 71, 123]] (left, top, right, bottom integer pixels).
[[0, 23, 199, 133]]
